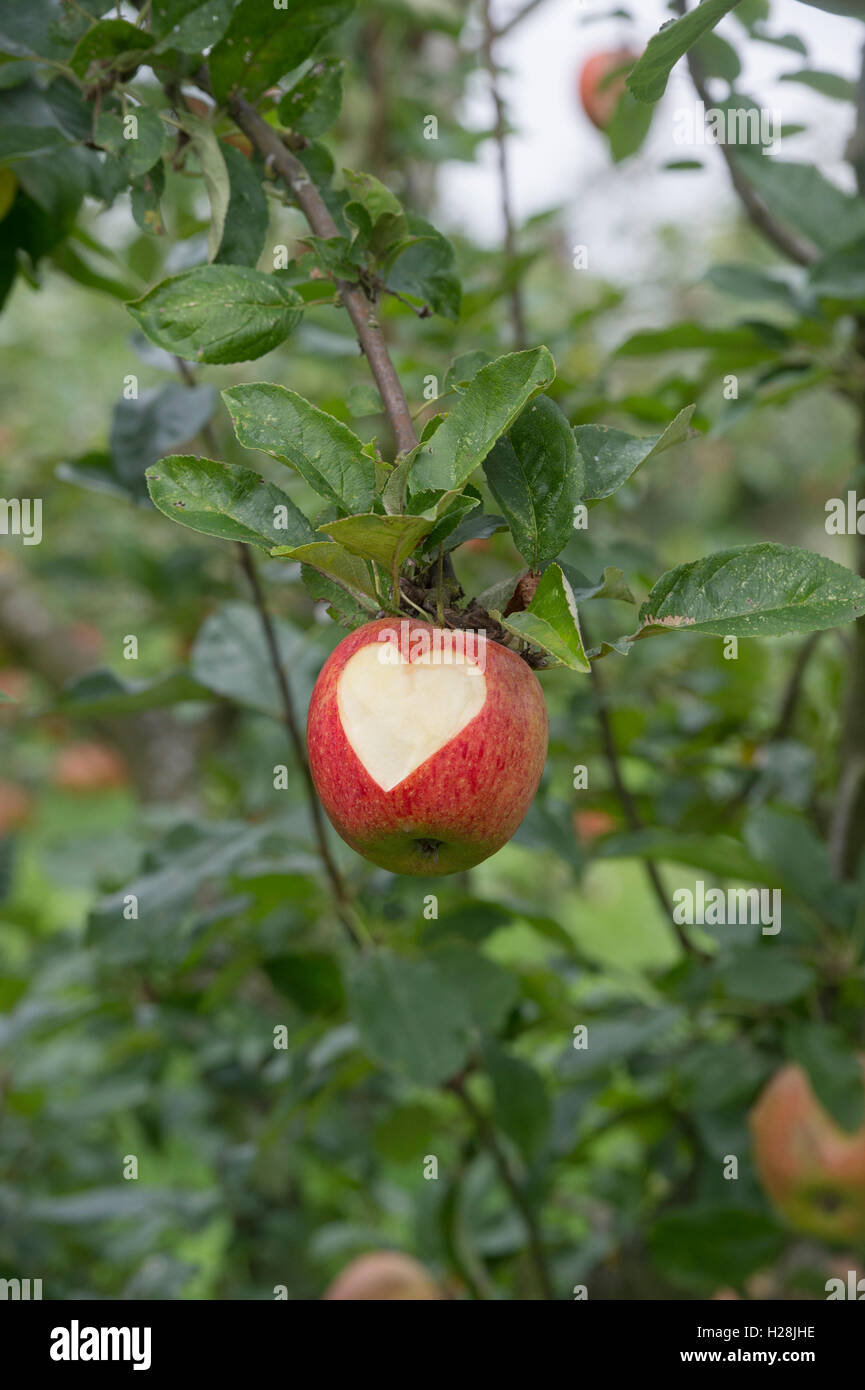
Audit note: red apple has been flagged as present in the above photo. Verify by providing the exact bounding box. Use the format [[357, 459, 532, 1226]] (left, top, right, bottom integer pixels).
[[52, 741, 129, 793], [323, 1251, 441, 1301], [307, 618, 548, 876], [578, 49, 639, 131], [749, 1060, 865, 1244], [0, 779, 34, 834], [573, 808, 618, 845]]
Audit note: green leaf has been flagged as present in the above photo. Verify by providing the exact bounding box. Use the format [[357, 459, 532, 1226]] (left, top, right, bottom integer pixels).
[[693, 30, 742, 83], [123, 106, 165, 179], [278, 541, 379, 610], [409, 346, 556, 494], [128, 266, 303, 365], [424, 499, 500, 555], [301, 565, 372, 629], [444, 350, 490, 392], [733, 152, 865, 256], [210, 0, 355, 104], [635, 544, 865, 640], [495, 563, 591, 672], [216, 141, 268, 268], [483, 395, 585, 568], [595, 831, 777, 884], [576, 406, 695, 503], [720, 949, 815, 1004], [704, 263, 800, 308], [345, 383, 383, 418], [265, 952, 344, 1014], [130, 164, 164, 235], [796, 0, 865, 14], [278, 58, 344, 137], [319, 513, 433, 572], [52, 668, 214, 717], [809, 237, 865, 304], [109, 383, 218, 501], [385, 217, 461, 321], [785, 1023, 865, 1134], [559, 563, 635, 604], [222, 382, 375, 512], [0, 124, 67, 161], [606, 88, 656, 163], [484, 1042, 551, 1160], [650, 1207, 785, 1290], [346, 950, 471, 1087], [191, 601, 331, 719], [344, 168, 408, 259], [779, 68, 856, 102], [627, 1, 741, 104], [152, 0, 235, 54], [429, 947, 519, 1035], [617, 323, 776, 357], [69, 18, 154, 82], [178, 111, 230, 262], [147, 455, 314, 551], [0, 1, 80, 62], [743, 807, 851, 930]]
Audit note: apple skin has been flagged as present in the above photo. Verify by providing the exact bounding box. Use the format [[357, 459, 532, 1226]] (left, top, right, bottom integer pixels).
[[52, 741, 129, 794], [307, 618, 548, 876], [0, 779, 34, 834], [749, 1060, 865, 1244], [578, 49, 638, 131], [323, 1251, 441, 1301]]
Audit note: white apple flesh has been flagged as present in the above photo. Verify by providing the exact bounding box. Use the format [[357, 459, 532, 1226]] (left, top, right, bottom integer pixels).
[[307, 618, 548, 875]]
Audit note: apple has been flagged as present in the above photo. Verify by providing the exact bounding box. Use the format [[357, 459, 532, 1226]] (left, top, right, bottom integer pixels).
[[578, 49, 638, 131], [573, 808, 617, 845], [221, 133, 254, 160], [0, 779, 33, 834], [323, 1251, 441, 1301], [749, 1060, 865, 1244], [52, 741, 129, 793], [68, 621, 105, 660], [307, 617, 548, 876]]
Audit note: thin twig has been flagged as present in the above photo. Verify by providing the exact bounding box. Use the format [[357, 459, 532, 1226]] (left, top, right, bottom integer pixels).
[[481, 0, 528, 350], [173, 357, 364, 947], [676, 1, 818, 267], [494, 0, 548, 41], [449, 1076, 555, 1300], [726, 632, 822, 815], [216, 82, 418, 456], [237, 545, 365, 948]]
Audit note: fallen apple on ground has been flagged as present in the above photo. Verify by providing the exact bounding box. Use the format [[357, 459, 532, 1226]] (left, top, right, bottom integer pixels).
[[750, 1060, 865, 1244], [323, 1251, 441, 1300], [578, 49, 639, 131], [307, 618, 548, 875]]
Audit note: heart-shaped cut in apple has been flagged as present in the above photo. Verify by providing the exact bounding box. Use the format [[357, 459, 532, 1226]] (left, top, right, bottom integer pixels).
[[337, 643, 487, 791]]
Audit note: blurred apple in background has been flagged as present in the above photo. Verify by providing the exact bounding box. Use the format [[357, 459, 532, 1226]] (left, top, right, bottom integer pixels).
[[578, 49, 639, 131], [324, 1251, 442, 1301], [0, 779, 34, 834], [573, 808, 618, 845], [52, 741, 129, 794], [750, 1061, 865, 1244]]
